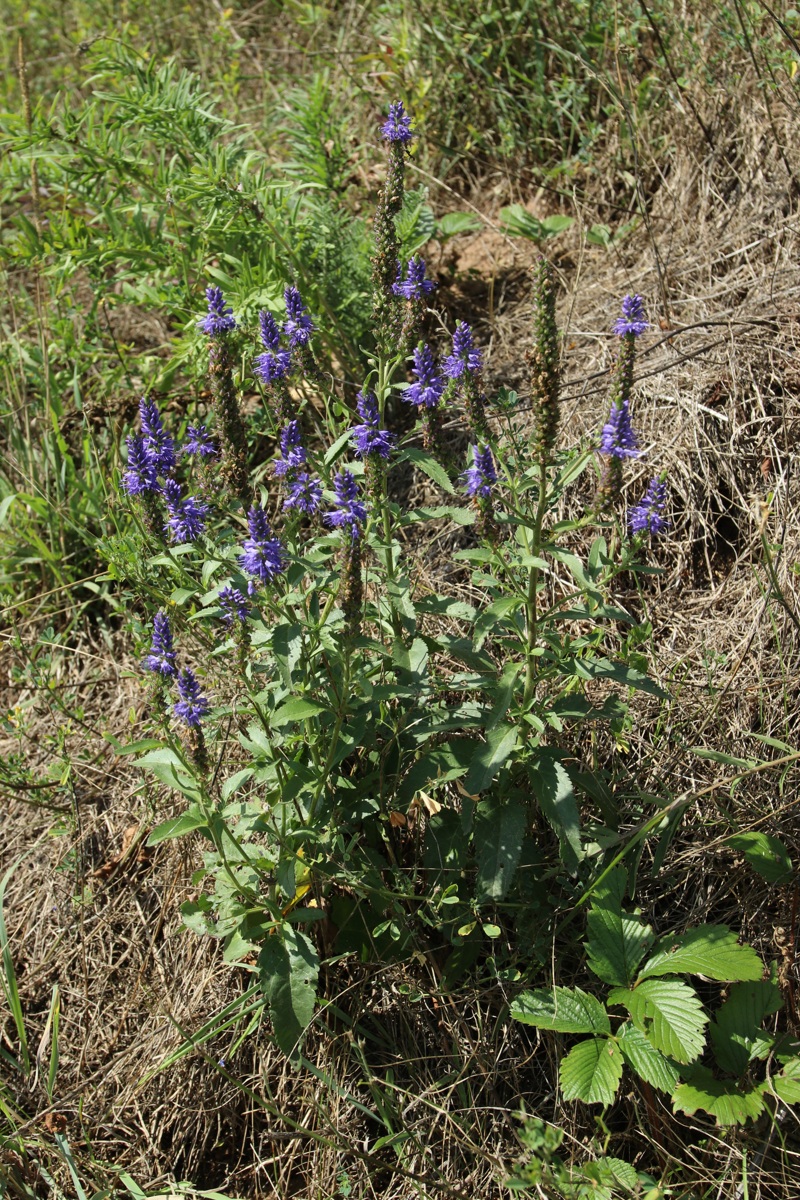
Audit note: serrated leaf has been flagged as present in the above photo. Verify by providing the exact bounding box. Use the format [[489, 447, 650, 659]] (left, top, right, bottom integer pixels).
[[272, 623, 303, 688], [401, 447, 455, 494], [528, 751, 583, 874], [672, 1066, 765, 1125], [582, 1158, 638, 1193], [610, 979, 707, 1064], [464, 723, 519, 796], [766, 1058, 800, 1104], [474, 795, 526, 902], [638, 925, 763, 982], [709, 979, 782, 1075], [560, 1037, 623, 1106], [725, 832, 793, 884], [258, 927, 319, 1063], [585, 868, 653, 986], [617, 1022, 680, 1092], [511, 987, 610, 1034]]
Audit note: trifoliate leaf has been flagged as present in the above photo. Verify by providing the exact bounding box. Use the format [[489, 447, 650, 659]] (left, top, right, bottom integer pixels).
[[511, 987, 610, 1035], [673, 1066, 765, 1125], [609, 979, 707, 1064], [638, 925, 763, 983], [560, 1037, 623, 1106], [617, 1022, 680, 1092], [585, 868, 653, 986]]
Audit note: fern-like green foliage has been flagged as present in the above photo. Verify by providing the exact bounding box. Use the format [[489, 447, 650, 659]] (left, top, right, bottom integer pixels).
[[511, 868, 800, 1124]]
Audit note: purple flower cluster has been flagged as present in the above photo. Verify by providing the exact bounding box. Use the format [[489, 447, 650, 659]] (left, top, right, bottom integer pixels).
[[255, 310, 292, 384], [140, 396, 176, 475], [239, 506, 287, 592], [218, 584, 250, 625], [183, 424, 217, 457], [382, 101, 414, 144], [274, 421, 307, 477], [404, 344, 445, 409], [162, 479, 209, 543], [392, 256, 436, 300], [142, 612, 210, 729], [462, 444, 497, 498], [443, 322, 482, 380], [123, 434, 158, 495], [613, 294, 649, 338], [325, 471, 367, 540], [629, 477, 669, 535], [350, 391, 396, 460], [283, 285, 314, 349], [199, 285, 236, 336], [599, 399, 639, 459], [284, 473, 323, 515]]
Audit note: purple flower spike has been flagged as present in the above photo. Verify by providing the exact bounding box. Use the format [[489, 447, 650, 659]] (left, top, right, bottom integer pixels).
[[218, 584, 250, 625], [404, 344, 445, 409], [462, 444, 497, 498], [274, 420, 306, 477], [599, 399, 639, 459], [183, 424, 217, 457], [164, 490, 209, 543], [143, 611, 178, 679], [443, 321, 483, 380], [613, 294, 649, 338], [254, 310, 292, 384], [239, 506, 287, 590], [392, 256, 436, 300], [629, 477, 669, 535], [350, 390, 396, 460], [139, 396, 176, 475], [283, 286, 314, 349], [199, 285, 236, 336], [122, 434, 158, 495], [382, 100, 415, 144], [174, 667, 210, 728], [325, 470, 368, 540], [284, 473, 323, 514]]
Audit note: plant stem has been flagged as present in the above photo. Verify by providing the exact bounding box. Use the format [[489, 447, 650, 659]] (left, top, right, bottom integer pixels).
[[523, 458, 549, 705]]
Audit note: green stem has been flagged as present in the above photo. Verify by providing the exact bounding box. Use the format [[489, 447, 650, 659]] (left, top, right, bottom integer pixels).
[[306, 651, 352, 824], [523, 458, 549, 706]]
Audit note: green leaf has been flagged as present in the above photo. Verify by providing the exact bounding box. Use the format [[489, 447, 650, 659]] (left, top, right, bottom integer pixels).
[[436, 211, 482, 240], [609, 979, 707, 1064], [766, 1059, 800, 1105], [136, 747, 202, 802], [672, 1066, 765, 1125], [560, 1037, 623, 1106], [148, 806, 210, 845], [272, 696, 328, 725], [475, 795, 526, 902], [528, 751, 583, 874], [638, 926, 763, 982], [539, 214, 575, 234], [725, 832, 793, 884], [511, 987, 610, 1034], [585, 868, 653, 986], [464, 723, 519, 795], [573, 658, 667, 699], [498, 204, 544, 241], [617, 1022, 680, 1092], [258, 926, 319, 1063], [400, 447, 455, 494], [272, 623, 304, 688], [709, 979, 783, 1075]]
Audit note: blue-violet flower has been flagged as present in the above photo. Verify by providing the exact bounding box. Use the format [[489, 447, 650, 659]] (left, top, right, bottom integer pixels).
[[143, 611, 178, 679], [629, 478, 669, 535], [283, 286, 314, 349], [382, 100, 414, 144], [239, 506, 287, 590], [443, 321, 483, 379], [599, 399, 639, 459], [404, 344, 445, 409], [174, 667, 210, 728], [164, 486, 209, 543], [462, 444, 497, 498], [284, 473, 323, 514], [254, 311, 292, 384], [183, 424, 217, 457], [350, 390, 396, 460], [392, 256, 436, 300], [122, 434, 158, 495], [613, 294, 649, 338], [199, 285, 236, 336], [139, 396, 176, 474], [218, 584, 250, 625], [325, 471, 368, 540], [274, 420, 306, 477]]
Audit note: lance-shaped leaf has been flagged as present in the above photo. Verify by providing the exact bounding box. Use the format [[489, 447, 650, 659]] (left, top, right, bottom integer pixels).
[[585, 868, 653, 986], [637, 925, 763, 983], [528, 750, 583, 874], [511, 987, 610, 1035], [609, 979, 707, 1064], [475, 796, 526, 902], [560, 1037, 624, 1106], [258, 926, 319, 1063]]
